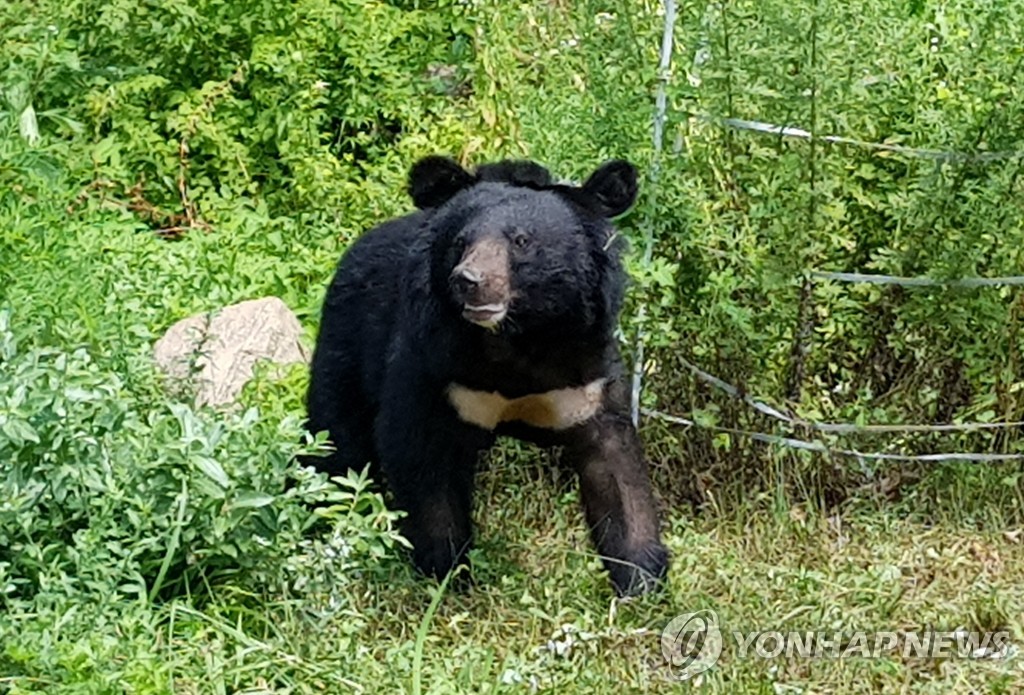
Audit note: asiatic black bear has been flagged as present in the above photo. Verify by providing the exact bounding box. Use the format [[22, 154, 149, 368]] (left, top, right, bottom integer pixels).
[[306, 156, 668, 596]]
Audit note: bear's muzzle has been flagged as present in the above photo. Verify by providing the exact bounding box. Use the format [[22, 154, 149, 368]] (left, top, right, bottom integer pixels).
[[450, 236, 511, 328]]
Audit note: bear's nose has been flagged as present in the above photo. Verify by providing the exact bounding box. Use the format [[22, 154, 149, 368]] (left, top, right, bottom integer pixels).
[[450, 266, 481, 299]]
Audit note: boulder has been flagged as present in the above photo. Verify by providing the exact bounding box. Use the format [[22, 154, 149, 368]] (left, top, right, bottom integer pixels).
[[153, 297, 309, 407]]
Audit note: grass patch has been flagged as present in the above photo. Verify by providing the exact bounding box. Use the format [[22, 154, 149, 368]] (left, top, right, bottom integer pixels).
[[10, 459, 1021, 693]]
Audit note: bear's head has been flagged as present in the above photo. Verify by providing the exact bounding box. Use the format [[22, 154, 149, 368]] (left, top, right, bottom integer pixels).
[[408, 156, 638, 335]]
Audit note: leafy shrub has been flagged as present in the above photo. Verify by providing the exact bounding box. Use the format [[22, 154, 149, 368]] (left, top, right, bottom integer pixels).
[[0, 307, 404, 610], [2, 0, 475, 233]]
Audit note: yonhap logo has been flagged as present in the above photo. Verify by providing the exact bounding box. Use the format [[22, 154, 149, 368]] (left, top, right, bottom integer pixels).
[[661, 609, 724, 678], [659, 609, 1012, 678]]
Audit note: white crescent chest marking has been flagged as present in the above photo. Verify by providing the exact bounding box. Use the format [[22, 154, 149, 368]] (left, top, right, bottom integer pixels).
[[447, 379, 606, 431]]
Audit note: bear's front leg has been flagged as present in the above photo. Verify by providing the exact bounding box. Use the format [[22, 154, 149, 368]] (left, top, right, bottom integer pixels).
[[562, 411, 669, 597], [374, 374, 494, 583], [395, 458, 478, 581]]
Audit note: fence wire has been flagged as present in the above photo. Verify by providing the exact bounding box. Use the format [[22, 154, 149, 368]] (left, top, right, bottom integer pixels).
[[676, 357, 1024, 434], [810, 271, 1024, 287], [644, 408, 1024, 463], [704, 115, 1024, 163], [630, 0, 677, 428]]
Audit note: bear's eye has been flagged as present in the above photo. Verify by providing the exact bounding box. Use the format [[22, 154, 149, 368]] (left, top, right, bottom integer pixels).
[[512, 231, 530, 248]]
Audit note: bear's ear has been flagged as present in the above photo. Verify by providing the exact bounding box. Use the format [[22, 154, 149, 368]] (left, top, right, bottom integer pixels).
[[580, 160, 639, 218], [408, 156, 475, 209]]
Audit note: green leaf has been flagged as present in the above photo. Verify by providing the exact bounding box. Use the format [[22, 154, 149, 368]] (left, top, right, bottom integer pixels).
[[194, 456, 230, 488], [2, 418, 39, 446], [231, 492, 277, 509], [19, 104, 39, 145]]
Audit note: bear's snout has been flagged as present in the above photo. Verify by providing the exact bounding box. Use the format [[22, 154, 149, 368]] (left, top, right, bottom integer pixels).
[[449, 237, 511, 328], [450, 265, 482, 297]]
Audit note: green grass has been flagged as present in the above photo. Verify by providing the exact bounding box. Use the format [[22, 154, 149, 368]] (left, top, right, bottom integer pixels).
[[217, 497, 1024, 693], [8, 456, 1021, 693]]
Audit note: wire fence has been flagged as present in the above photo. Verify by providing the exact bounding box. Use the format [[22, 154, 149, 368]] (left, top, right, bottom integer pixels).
[[704, 115, 1024, 163], [643, 408, 1024, 463], [629, 0, 1024, 463], [642, 358, 1024, 464], [629, 0, 677, 429], [809, 271, 1024, 288]]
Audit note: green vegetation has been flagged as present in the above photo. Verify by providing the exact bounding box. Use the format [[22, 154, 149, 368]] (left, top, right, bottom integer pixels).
[[2, 0, 1022, 691]]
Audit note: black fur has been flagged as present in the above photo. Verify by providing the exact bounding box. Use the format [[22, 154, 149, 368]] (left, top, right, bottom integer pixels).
[[305, 156, 668, 596]]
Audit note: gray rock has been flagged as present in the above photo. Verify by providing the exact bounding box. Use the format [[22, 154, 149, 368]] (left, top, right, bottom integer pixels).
[[154, 297, 309, 407]]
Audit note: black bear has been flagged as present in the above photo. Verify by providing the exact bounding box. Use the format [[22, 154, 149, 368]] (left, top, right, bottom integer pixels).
[[306, 156, 668, 596]]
